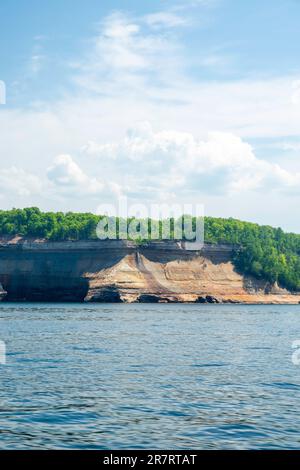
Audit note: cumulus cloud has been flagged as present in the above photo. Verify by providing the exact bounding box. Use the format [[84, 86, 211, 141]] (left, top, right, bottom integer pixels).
[[81, 122, 300, 196], [47, 154, 90, 186], [0, 167, 42, 197], [1, 6, 300, 229], [47, 154, 121, 198]]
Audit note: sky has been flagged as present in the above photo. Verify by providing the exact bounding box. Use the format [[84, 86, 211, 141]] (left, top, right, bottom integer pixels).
[[1, 0, 300, 231]]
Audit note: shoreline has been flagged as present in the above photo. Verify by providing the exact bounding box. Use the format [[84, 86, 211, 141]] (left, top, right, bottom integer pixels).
[[1, 295, 300, 305]]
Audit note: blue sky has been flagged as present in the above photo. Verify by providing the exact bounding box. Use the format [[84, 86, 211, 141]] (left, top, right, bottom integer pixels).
[[2, 0, 300, 102], [1, 0, 300, 231]]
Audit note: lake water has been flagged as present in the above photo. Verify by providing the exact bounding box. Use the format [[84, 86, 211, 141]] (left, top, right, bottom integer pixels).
[[0, 303, 300, 449]]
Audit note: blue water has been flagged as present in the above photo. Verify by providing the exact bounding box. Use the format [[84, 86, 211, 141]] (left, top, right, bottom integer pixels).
[[0, 303, 300, 449]]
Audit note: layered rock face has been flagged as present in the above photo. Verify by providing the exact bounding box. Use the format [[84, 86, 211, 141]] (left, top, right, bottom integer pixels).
[[0, 238, 299, 303]]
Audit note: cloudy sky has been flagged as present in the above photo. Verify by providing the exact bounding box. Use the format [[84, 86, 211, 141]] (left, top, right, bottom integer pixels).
[[1, 0, 300, 231]]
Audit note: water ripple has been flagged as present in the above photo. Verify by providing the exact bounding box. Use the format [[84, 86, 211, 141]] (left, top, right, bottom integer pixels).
[[0, 303, 300, 449]]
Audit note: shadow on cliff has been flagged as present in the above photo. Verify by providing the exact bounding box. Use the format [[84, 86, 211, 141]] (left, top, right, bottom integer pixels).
[[0, 247, 128, 302], [1, 274, 90, 302]]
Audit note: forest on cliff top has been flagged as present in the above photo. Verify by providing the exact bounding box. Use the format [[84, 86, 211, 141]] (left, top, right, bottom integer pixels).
[[0, 207, 299, 292]]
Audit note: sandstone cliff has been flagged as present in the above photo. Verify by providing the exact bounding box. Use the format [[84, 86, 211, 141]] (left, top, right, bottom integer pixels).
[[0, 238, 299, 303]]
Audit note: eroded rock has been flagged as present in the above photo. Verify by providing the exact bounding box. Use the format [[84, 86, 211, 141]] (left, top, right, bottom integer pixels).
[[86, 287, 123, 303], [195, 295, 220, 304]]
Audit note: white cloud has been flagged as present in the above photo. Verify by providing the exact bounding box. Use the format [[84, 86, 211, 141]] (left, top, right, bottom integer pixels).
[[28, 36, 46, 76], [0, 167, 42, 197], [98, 13, 146, 70], [29, 54, 44, 75], [68, 10, 300, 140], [281, 142, 300, 152], [47, 154, 90, 186], [81, 122, 300, 196], [1, 7, 300, 229], [73, 11, 181, 97], [144, 11, 188, 28], [46, 154, 122, 198], [291, 80, 300, 105]]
